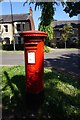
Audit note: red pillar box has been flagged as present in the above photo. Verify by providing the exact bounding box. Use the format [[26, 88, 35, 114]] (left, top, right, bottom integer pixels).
[[21, 31, 47, 94]]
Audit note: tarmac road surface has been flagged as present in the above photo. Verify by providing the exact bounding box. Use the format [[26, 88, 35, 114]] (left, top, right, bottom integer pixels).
[[0, 49, 80, 77], [44, 49, 80, 78]]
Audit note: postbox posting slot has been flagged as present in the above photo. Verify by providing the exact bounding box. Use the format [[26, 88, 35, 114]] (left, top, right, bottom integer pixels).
[[25, 43, 37, 50], [25, 43, 38, 46]]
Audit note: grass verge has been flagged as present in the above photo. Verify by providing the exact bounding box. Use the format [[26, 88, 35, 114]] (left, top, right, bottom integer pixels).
[[1, 65, 80, 120]]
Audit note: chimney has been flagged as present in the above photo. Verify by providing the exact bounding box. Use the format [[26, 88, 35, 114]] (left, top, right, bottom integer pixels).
[[29, 7, 35, 30], [29, 7, 33, 16]]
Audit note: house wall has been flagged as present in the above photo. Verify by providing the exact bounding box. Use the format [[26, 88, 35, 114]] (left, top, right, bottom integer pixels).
[[1, 23, 13, 44], [49, 21, 80, 48], [0, 21, 31, 45]]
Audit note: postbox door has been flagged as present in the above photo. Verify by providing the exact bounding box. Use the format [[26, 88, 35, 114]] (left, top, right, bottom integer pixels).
[[24, 40, 44, 93]]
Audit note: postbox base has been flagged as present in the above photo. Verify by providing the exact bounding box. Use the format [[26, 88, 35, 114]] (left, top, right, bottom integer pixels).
[[26, 77, 44, 94], [26, 90, 44, 96], [26, 91, 44, 114], [26, 88, 44, 94]]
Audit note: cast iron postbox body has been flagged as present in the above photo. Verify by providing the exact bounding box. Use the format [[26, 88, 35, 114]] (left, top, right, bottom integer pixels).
[[21, 31, 47, 94]]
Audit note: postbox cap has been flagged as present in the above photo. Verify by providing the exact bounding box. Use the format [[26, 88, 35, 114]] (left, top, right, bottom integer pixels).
[[20, 30, 47, 37]]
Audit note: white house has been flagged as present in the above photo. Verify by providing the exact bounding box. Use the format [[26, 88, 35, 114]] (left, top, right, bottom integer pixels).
[[0, 9, 35, 45]]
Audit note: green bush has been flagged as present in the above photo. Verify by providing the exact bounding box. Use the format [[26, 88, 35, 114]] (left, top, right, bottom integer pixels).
[[50, 42, 56, 48], [2, 44, 24, 50], [44, 45, 51, 53]]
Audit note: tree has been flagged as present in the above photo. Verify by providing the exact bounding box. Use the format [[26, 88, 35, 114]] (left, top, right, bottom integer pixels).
[[24, 2, 57, 26], [24, 2, 58, 44], [60, 24, 73, 48], [37, 3, 56, 44], [39, 22, 54, 44], [37, 3, 56, 43], [63, 1, 80, 48], [37, 2, 56, 26], [63, 1, 80, 17]]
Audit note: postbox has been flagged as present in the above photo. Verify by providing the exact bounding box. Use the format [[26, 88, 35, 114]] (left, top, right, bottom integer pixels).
[[21, 30, 47, 94]]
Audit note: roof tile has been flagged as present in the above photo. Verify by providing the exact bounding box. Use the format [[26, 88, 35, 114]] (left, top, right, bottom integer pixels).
[[0, 13, 30, 23]]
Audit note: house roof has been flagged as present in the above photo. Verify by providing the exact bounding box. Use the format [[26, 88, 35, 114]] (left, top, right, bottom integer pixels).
[[0, 13, 30, 23], [53, 20, 80, 28]]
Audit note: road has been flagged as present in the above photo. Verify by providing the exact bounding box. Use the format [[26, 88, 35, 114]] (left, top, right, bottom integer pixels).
[[0, 49, 80, 77], [44, 49, 80, 77]]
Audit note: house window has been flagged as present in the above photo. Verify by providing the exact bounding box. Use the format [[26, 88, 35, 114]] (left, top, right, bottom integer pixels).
[[23, 23, 25, 31], [16, 24, 21, 31], [23, 22, 30, 31], [26, 22, 30, 31], [18, 37, 21, 44], [22, 22, 26, 31], [4, 25, 8, 32], [0, 25, 1, 33]]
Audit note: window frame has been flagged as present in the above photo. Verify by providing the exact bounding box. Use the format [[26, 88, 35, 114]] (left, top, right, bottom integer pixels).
[[4, 25, 8, 32], [16, 24, 21, 31]]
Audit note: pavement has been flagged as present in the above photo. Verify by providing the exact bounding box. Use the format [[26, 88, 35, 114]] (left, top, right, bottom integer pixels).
[[0, 49, 80, 78]]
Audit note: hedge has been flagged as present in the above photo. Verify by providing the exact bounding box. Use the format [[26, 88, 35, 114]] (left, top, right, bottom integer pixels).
[[2, 44, 24, 51]]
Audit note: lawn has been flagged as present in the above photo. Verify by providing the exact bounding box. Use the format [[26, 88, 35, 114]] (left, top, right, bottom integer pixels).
[[1, 66, 80, 120]]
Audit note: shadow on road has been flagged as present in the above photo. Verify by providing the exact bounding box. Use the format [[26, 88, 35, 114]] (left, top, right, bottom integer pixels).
[[44, 53, 80, 79]]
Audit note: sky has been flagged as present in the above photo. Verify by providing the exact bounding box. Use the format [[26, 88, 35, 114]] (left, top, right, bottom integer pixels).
[[0, 1, 78, 30]]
